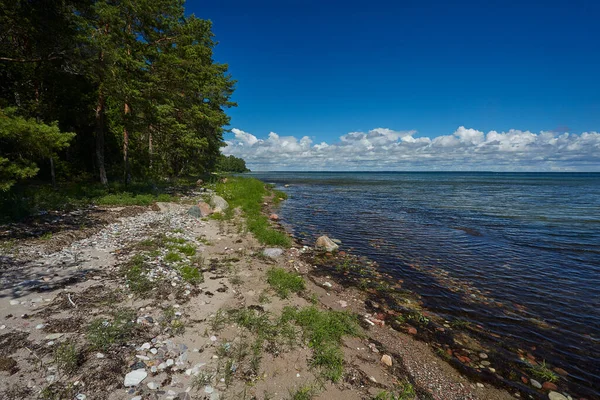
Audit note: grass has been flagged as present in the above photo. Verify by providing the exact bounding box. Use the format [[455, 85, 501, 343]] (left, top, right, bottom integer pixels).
[[86, 309, 137, 350], [160, 306, 186, 335], [180, 264, 203, 284], [121, 254, 154, 294], [281, 306, 362, 382], [373, 380, 416, 400], [267, 267, 305, 299], [165, 251, 182, 262], [288, 384, 317, 400], [53, 341, 80, 375], [528, 360, 559, 383], [215, 177, 291, 247]]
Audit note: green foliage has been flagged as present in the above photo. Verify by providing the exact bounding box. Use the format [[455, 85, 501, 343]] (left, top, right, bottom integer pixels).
[[0, 109, 74, 191], [216, 154, 250, 173], [180, 264, 203, 284], [288, 384, 317, 400], [86, 309, 136, 350], [372, 380, 416, 400], [165, 251, 183, 263], [121, 254, 155, 294], [281, 306, 362, 382], [215, 177, 291, 247], [53, 341, 80, 375], [266, 268, 305, 299], [528, 360, 559, 383]]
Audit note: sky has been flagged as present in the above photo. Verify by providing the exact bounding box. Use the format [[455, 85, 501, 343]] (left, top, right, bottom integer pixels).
[[188, 0, 600, 171]]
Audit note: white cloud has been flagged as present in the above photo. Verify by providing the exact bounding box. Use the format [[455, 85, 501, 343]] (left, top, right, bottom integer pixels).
[[222, 126, 600, 171]]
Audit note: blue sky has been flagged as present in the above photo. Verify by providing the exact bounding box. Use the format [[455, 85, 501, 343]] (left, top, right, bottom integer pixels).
[[188, 0, 600, 170]]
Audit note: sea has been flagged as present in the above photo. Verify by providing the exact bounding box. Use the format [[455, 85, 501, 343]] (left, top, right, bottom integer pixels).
[[249, 171, 600, 397]]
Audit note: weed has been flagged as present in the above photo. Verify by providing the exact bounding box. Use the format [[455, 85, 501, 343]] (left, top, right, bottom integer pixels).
[[450, 319, 471, 329], [373, 379, 416, 399], [40, 232, 52, 240], [211, 309, 228, 332], [177, 244, 196, 256], [281, 306, 362, 382], [192, 370, 214, 388], [528, 360, 559, 383], [53, 341, 80, 374], [121, 254, 154, 294], [180, 264, 203, 284], [267, 268, 305, 299], [288, 384, 317, 400], [230, 274, 243, 285], [406, 311, 430, 326], [165, 251, 182, 263], [197, 235, 213, 246], [87, 309, 136, 350], [171, 319, 186, 335], [258, 290, 271, 304]]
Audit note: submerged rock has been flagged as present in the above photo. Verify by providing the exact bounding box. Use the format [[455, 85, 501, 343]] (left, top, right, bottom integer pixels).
[[315, 235, 339, 252]]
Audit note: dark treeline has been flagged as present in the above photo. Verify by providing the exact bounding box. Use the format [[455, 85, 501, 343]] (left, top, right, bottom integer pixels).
[[0, 0, 236, 192], [216, 154, 249, 173]]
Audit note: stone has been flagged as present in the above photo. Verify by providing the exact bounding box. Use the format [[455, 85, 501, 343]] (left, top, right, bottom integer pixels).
[[338, 300, 348, 308], [263, 248, 284, 258], [45, 333, 63, 340], [210, 195, 229, 211], [9, 300, 20, 305], [315, 235, 339, 252], [407, 327, 417, 335], [198, 202, 213, 217], [548, 392, 568, 400], [322, 281, 333, 288], [476, 383, 484, 388], [543, 382, 558, 391], [187, 206, 202, 218], [531, 379, 542, 389], [381, 354, 393, 367], [553, 367, 568, 376], [140, 342, 151, 350], [269, 214, 279, 221], [166, 359, 174, 367], [124, 369, 147, 387], [75, 394, 86, 400], [96, 353, 105, 358], [479, 352, 488, 359], [147, 382, 159, 390]]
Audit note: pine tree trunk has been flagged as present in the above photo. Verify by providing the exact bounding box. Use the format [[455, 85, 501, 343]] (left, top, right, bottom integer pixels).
[[123, 102, 131, 185], [95, 88, 108, 186]]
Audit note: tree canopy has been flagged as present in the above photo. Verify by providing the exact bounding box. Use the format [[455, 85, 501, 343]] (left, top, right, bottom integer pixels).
[[0, 0, 238, 190]]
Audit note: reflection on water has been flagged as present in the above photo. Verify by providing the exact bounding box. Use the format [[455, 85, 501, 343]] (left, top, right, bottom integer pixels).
[[250, 172, 600, 396]]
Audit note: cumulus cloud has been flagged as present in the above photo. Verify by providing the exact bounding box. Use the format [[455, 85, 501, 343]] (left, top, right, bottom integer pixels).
[[223, 126, 600, 171]]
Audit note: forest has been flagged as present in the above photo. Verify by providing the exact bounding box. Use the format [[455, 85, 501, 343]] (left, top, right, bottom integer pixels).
[[1, 0, 242, 213]]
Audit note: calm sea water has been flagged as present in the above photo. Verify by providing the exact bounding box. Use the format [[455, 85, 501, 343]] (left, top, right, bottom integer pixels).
[[250, 172, 600, 396]]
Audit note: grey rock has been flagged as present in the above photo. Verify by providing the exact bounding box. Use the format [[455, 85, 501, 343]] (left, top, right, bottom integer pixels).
[[124, 369, 147, 387], [263, 248, 284, 258], [187, 206, 202, 218], [530, 379, 542, 389], [209, 195, 229, 211]]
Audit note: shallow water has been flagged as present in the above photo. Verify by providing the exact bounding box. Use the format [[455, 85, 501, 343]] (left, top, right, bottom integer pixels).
[[250, 171, 600, 396]]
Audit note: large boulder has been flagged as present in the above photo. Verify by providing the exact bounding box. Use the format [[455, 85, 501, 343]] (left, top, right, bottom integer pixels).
[[197, 202, 213, 217], [315, 235, 339, 252], [187, 206, 202, 218], [210, 195, 229, 211]]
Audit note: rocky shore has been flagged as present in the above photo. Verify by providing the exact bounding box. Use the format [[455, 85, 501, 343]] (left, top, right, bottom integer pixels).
[[0, 179, 581, 400]]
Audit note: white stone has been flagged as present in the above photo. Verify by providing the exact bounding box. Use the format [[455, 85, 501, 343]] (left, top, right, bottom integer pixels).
[[141, 342, 151, 350], [75, 394, 86, 400], [147, 382, 159, 390], [96, 353, 105, 358], [166, 359, 174, 366], [36, 324, 45, 329], [10, 300, 20, 305], [323, 282, 333, 288], [150, 348, 158, 354], [136, 355, 150, 361], [45, 333, 63, 340], [124, 369, 147, 387], [548, 392, 568, 400]]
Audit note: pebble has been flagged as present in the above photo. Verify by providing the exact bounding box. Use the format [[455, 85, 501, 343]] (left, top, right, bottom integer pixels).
[[476, 383, 484, 388], [548, 392, 568, 400], [96, 353, 105, 358], [36, 324, 45, 329], [530, 379, 542, 389], [75, 395, 86, 400], [150, 348, 158, 354], [45, 333, 63, 340], [136, 355, 150, 361], [0, 325, 5, 330], [131, 397, 142, 400], [338, 300, 348, 308], [166, 359, 174, 366], [323, 282, 333, 288], [147, 382, 159, 390], [210, 336, 217, 342], [204, 386, 214, 394], [10, 300, 20, 305], [381, 354, 393, 366], [141, 342, 151, 350], [124, 369, 147, 387], [479, 352, 488, 359]]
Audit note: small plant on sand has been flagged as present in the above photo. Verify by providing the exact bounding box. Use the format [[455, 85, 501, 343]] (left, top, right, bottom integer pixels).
[[122, 254, 154, 294], [288, 384, 317, 400], [528, 360, 559, 383], [373, 379, 416, 399], [53, 341, 80, 374], [281, 306, 362, 382], [258, 290, 271, 304], [40, 232, 53, 240], [176, 243, 196, 256], [211, 309, 228, 332], [192, 370, 214, 388], [267, 268, 305, 299], [87, 309, 136, 350]]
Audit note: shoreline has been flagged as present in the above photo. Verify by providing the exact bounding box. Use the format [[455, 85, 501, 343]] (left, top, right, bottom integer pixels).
[[0, 177, 580, 400]]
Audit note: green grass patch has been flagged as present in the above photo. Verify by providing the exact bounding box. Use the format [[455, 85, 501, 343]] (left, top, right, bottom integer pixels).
[[267, 268, 305, 299], [215, 177, 291, 247], [180, 264, 203, 284], [372, 380, 416, 400], [121, 254, 155, 294], [175, 243, 196, 256], [86, 309, 137, 350], [281, 306, 362, 382], [165, 251, 183, 263], [288, 384, 317, 400]]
